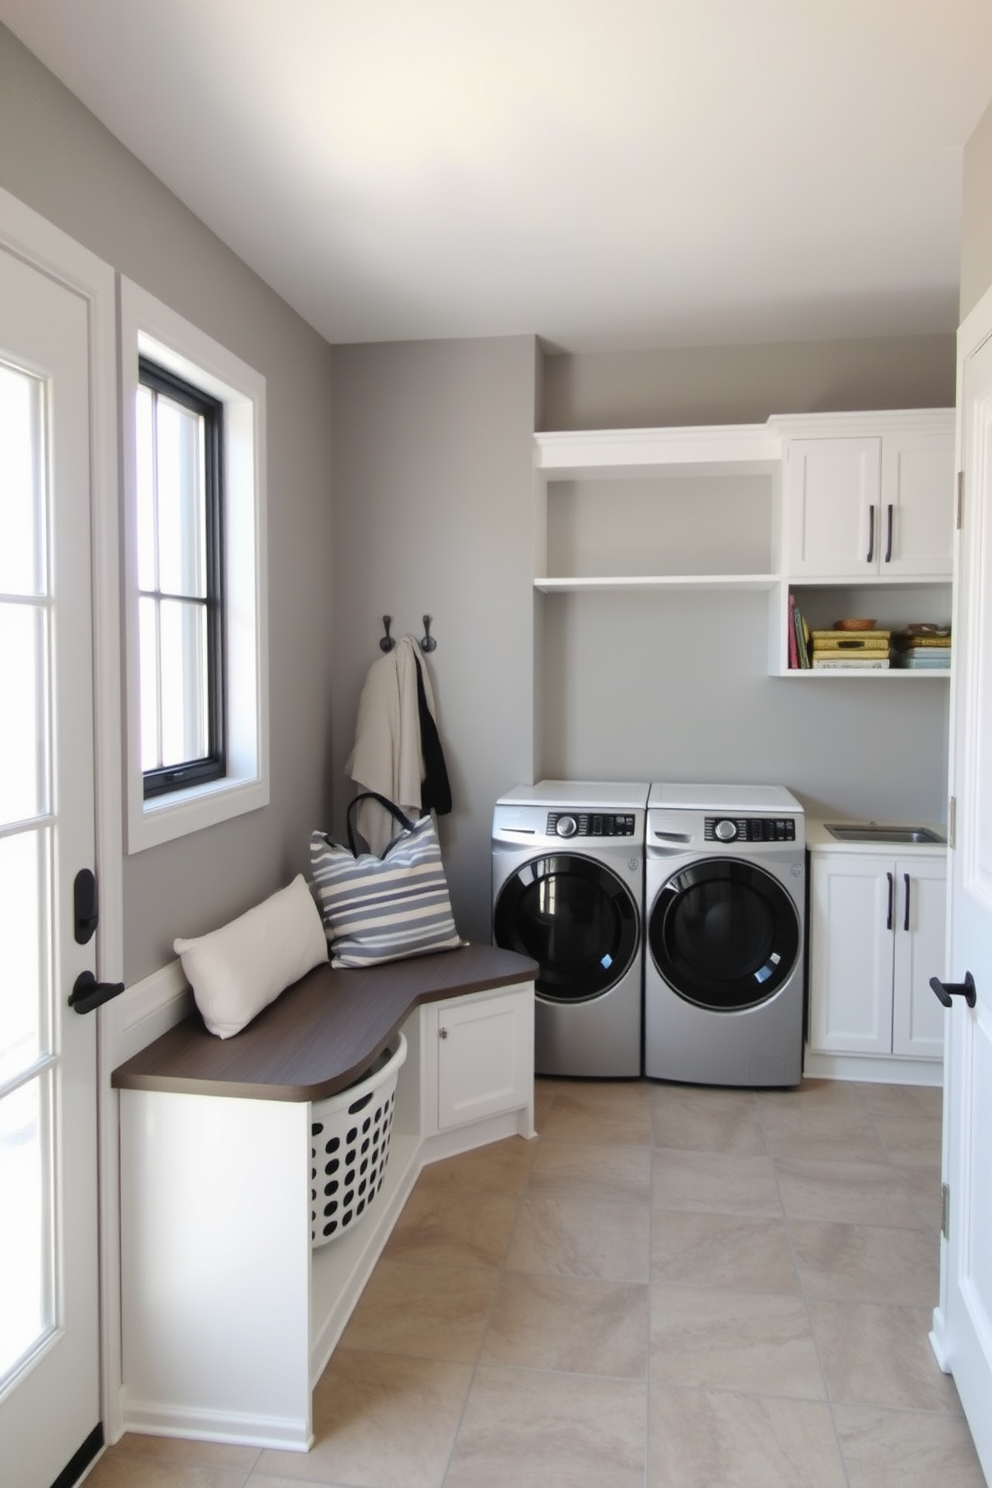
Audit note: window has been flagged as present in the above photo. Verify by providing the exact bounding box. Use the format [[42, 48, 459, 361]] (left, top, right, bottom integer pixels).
[[121, 280, 269, 853], [137, 359, 225, 797]]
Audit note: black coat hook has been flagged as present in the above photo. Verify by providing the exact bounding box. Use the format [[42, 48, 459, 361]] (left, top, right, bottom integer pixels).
[[420, 615, 437, 653], [380, 615, 396, 652]]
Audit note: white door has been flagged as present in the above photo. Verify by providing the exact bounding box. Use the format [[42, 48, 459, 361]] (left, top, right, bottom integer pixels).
[[934, 317, 992, 1482], [0, 244, 101, 1482]]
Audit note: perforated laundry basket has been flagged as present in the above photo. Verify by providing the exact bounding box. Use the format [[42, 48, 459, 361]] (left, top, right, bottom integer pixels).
[[310, 1032, 407, 1247]]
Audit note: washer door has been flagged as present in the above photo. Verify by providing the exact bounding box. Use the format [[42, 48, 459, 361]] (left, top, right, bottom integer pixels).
[[494, 853, 639, 1003], [649, 857, 800, 1011]]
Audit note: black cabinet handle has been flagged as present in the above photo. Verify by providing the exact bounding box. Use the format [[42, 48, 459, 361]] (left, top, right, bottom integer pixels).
[[903, 873, 910, 932], [886, 871, 893, 930], [929, 972, 977, 1009], [69, 970, 125, 1015], [867, 504, 875, 564], [885, 504, 894, 563]]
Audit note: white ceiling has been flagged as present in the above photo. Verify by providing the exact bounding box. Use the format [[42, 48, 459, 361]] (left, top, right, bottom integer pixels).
[[3, 0, 992, 352]]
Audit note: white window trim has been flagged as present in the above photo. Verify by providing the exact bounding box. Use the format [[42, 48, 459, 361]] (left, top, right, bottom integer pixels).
[[120, 278, 269, 852]]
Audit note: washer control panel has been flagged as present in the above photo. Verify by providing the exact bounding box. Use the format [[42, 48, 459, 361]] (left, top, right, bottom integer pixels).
[[704, 816, 798, 843], [548, 812, 638, 838]]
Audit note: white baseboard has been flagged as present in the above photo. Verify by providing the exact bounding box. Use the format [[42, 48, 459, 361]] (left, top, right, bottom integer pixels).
[[122, 1399, 311, 1452], [803, 1048, 943, 1086]]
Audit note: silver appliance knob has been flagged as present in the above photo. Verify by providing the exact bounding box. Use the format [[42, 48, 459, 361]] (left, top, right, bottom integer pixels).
[[556, 815, 578, 838], [714, 818, 738, 842]]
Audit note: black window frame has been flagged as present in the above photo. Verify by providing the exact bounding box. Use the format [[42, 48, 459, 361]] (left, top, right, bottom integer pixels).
[[137, 356, 226, 799]]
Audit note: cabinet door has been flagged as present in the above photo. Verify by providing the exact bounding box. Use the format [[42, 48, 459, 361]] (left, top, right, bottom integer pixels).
[[879, 432, 954, 578], [891, 857, 946, 1059], [785, 437, 882, 576], [808, 854, 894, 1054], [435, 989, 533, 1131]]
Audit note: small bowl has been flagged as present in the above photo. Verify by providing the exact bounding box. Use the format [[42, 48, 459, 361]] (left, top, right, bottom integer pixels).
[[833, 617, 876, 631]]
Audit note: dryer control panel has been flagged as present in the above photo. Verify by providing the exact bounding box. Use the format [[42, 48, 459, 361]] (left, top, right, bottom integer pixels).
[[705, 816, 798, 843], [548, 812, 638, 838]]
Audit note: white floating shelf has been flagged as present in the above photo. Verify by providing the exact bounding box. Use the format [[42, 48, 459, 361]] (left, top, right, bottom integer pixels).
[[535, 424, 782, 479], [534, 573, 780, 593]]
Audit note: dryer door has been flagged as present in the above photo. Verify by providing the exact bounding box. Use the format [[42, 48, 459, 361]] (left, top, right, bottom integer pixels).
[[649, 858, 800, 1011], [494, 854, 639, 1003]]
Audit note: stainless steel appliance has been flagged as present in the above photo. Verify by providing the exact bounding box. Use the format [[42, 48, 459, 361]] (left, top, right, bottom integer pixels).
[[492, 781, 648, 1077], [644, 783, 805, 1087]]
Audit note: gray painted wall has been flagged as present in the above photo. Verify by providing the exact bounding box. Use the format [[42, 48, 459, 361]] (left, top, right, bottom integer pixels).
[[541, 335, 955, 431], [329, 337, 538, 944], [0, 25, 337, 981], [962, 94, 992, 321]]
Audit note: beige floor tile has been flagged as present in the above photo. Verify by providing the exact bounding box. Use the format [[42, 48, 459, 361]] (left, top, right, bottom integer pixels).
[[652, 1147, 781, 1215], [381, 1186, 518, 1269], [757, 1077, 867, 1115], [481, 1271, 649, 1377], [650, 1284, 825, 1398], [809, 1299, 964, 1413], [101, 1437, 259, 1471], [256, 1352, 471, 1488], [651, 1210, 799, 1293], [84, 1454, 251, 1488], [528, 1137, 652, 1205], [775, 1156, 922, 1228], [445, 1365, 646, 1488], [790, 1220, 939, 1305], [507, 1193, 651, 1281], [651, 1084, 767, 1155], [833, 1404, 987, 1488], [414, 1135, 535, 1194], [537, 1081, 654, 1145], [337, 1258, 497, 1360], [760, 1108, 890, 1165], [648, 1385, 847, 1488], [900, 1163, 944, 1234], [871, 1114, 943, 1168], [855, 1082, 944, 1120]]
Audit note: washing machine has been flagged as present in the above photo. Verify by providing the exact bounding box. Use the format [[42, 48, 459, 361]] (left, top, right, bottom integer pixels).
[[492, 781, 648, 1077], [644, 783, 805, 1088]]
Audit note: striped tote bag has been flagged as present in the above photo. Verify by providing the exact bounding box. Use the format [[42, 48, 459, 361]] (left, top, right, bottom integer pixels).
[[310, 793, 462, 968]]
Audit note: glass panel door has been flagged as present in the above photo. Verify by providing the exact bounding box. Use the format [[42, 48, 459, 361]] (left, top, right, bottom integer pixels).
[[0, 362, 57, 1390]]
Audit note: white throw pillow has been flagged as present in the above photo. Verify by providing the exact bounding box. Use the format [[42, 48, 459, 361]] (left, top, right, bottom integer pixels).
[[174, 874, 328, 1038]]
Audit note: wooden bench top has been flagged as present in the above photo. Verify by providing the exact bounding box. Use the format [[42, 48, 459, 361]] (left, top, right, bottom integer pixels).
[[111, 942, 537, 1103]]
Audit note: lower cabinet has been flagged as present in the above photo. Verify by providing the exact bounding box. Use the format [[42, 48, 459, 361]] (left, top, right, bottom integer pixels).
[[808, 848, 946, 1069], [425, 986, 534, 1132]]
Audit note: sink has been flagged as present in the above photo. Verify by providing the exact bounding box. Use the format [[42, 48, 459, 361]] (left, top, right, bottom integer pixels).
[[825, 824, 946, 845]]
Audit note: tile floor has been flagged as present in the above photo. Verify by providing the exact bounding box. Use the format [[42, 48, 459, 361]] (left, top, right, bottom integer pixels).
[[85, 1076, 987, 1488]]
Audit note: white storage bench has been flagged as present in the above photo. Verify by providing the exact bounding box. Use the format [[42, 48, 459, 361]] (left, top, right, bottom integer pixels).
[[112, 942, 536, 1452]]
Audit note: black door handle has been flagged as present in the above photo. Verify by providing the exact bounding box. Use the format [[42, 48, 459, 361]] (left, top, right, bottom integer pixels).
[[929, 972, 977, 1009], [69, 970, 125, 1015], [885, 503, 894, 563], [867, 504, 875, 564]]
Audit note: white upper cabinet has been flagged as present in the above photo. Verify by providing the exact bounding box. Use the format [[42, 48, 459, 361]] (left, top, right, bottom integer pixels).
[[778, 412, 954, 581]]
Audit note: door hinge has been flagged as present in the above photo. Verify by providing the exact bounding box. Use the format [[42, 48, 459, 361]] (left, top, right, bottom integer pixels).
[[948, 796, 957, 850], [957, 470, 965, 530], [942, 1182, 951, 1241]]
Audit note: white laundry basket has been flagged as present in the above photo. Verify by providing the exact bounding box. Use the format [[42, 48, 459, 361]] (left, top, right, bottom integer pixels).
[[310, 1031, 407, 1247]]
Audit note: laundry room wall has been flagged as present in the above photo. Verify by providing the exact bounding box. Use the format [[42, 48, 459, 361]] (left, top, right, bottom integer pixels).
[[534, 335, 956, 827], [329, 336, 539, 945], [0, 24, 337, 982], [961, 92, 992, 320]]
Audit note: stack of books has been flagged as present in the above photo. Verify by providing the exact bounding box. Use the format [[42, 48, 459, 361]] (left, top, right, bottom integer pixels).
[[890, 626, 952, 671], [809, 629, 891, 669]]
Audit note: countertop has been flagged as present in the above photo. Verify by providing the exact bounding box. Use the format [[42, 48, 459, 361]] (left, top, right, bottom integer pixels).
[[806, 819, 948, 853], [111, 942, 537, 1103]]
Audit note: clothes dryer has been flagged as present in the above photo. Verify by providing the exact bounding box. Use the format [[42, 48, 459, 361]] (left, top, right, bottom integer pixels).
[[492, 781, 648, 1077], [645, 783, 805, 1087]]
